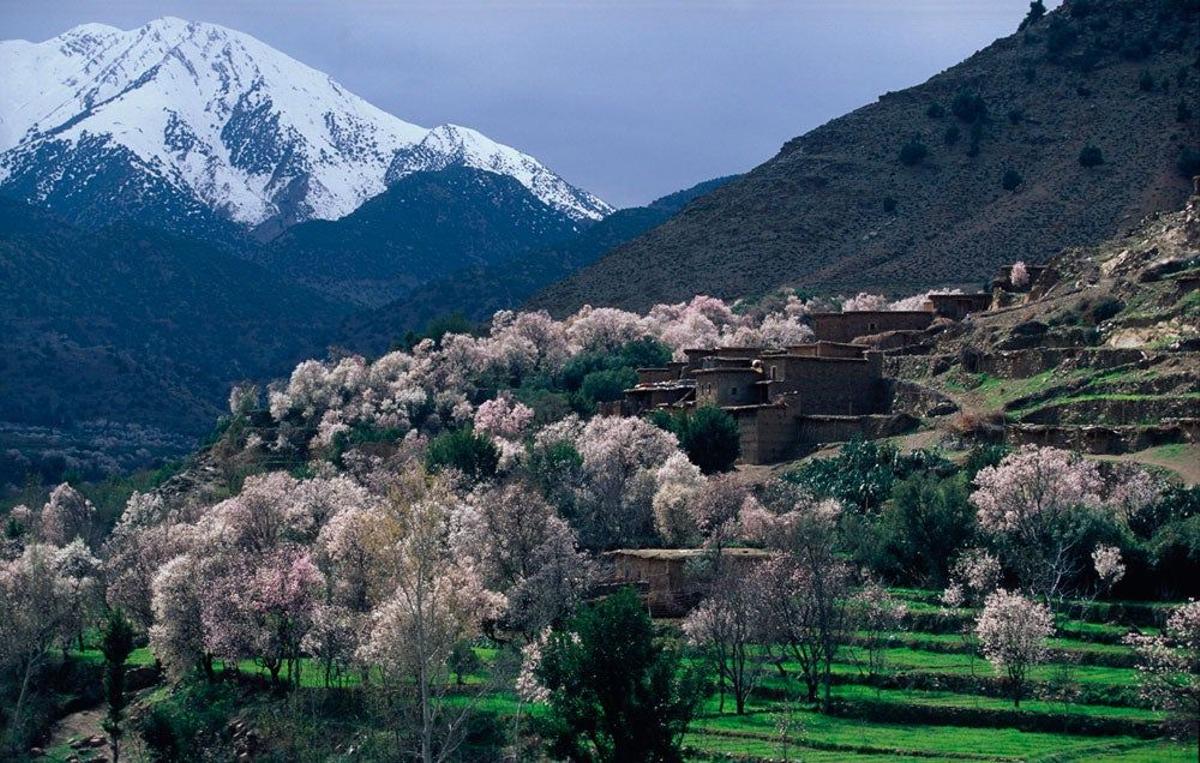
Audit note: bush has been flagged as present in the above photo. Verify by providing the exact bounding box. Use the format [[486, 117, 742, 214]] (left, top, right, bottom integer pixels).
[[882, 196, 898, 214], [536, 588, 701, 762], [951, 90, 988, 123], [943, 125, 961, 145], [1002, 169, 1024, 191], [899, 138, 929, 166], [651, 405, 741, 474], [1044, 17, 1078, 59], [1019, 0, 1046, 30], [1138, 70, 1156, 92], [1078, 144, 1105, 168], [1177, 147, 1200, 179], [866, 473, 977, 585], [1007, 107, 1025, 125], [425, 428, 499, 481], [926, 102, 946, 118]]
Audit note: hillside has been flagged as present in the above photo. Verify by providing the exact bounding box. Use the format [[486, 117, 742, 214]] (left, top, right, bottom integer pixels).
[[260, 166, 584, 307], [339, 175, 739, 353], [0, 199, 345, 481], [531, 0, 1200, 314]]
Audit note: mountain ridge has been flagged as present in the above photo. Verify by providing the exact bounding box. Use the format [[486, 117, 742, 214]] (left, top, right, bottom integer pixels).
[[0, 17, 611, 241], [530, 0, 1200, 314]]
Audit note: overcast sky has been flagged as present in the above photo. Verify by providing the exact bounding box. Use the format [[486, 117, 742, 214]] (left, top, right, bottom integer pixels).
[[1, 1, 1058, 208]]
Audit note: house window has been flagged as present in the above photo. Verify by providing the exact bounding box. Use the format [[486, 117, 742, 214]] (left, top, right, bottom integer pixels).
[[730, 387, 738, 397], [868, 321, 878, 332]]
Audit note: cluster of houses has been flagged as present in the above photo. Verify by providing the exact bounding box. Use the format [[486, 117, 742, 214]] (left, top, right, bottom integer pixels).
[[605, 277, 1049, 612], [608, 291, 999, 465]]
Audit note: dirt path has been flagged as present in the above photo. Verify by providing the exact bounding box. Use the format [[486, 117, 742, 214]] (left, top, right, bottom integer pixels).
[[1090, 444, 1200, 485], [38, 706, 107, 761]]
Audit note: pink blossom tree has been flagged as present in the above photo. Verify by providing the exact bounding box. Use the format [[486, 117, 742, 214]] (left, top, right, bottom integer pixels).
[[39, 483, 97, 548], [1126, 600, 1199, 748], [0, 543, 80, 742], [975, 589, 1055, 707], [572, 415, 681, 548], [971, 446, 1106, 603], [358, 494, 505, 763], [683, 574, 769, 715], [451, 482, 591, 637]]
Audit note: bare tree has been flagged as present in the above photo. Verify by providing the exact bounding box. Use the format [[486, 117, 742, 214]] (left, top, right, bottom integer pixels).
[[683, 573, 768, 714]]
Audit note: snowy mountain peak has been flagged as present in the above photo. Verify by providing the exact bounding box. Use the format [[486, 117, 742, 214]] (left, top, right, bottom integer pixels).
[[0, 18, 611, 232]]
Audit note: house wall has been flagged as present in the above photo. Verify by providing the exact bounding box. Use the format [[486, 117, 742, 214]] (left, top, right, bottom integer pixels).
[[695, 369, 762, 407], [762, 355, 883, 414], [928, 294, 992, 320], [732, 405, 798, 464], [810, 312, 934, 343]]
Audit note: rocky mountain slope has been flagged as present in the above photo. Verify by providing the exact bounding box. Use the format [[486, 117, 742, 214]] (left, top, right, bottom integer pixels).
[[0, 18, 610, 242], [531, 0, 1200, 314]]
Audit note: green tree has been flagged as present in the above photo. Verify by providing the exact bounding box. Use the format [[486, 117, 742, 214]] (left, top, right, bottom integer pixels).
[[875, 473, 977, 585], [537, 588, 701, 762], [101, 609, 136, 763], [425, 428, 500, 482], [651, 405, 741, 474]]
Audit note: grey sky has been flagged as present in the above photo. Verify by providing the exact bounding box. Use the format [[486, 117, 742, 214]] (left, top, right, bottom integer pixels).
[[0, 1, 1057, 208]]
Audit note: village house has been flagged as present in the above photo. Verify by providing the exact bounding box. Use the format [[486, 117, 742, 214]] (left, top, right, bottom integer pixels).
[[603, 548, 772, 616], [617, 292, 996, 464]]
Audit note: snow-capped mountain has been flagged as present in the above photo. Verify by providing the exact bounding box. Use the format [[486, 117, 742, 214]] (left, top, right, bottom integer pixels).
[[0, 17, 611, 236]]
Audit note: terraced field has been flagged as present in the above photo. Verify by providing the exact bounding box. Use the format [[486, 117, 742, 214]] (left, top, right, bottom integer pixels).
[[679, 589, 1194, 762]]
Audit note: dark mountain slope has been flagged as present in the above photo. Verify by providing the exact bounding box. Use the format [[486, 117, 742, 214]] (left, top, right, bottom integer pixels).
[[260, 166, 583, 307], [0, 199, 345, 440], [531, 0, 1200, 314], [339, 175, 738, 354]]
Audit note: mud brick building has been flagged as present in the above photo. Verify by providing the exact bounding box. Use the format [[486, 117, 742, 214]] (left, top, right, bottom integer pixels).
[[809, 311, 935, 343], [603, 548, 772, 616]]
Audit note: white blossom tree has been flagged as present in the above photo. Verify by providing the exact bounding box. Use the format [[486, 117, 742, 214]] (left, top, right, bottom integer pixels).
[[975, 589, 1055, 707]]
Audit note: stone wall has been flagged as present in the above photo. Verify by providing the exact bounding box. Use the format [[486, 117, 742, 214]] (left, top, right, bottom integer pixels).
[[795, 413, 918, 446], [1006, 420, 1198, 454]]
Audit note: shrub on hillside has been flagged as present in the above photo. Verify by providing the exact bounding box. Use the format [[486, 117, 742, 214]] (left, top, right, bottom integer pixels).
[[1177, 98, 1193, 122], [926, 102, 946, 118], [899, 138, 929, 166], [1138, 70, 1156, 92], [883, 196, 898, 214], [1044, 17, 1078, 60], [1019, 0, 1046, 30], [1002, 169, 1024, 191], [943, 125, 961, 145], [951, 90, 988, 123], [1007, 107, 1025, 125], [1177, 147, 1200, 179], [1078, 144, 1105, 168]]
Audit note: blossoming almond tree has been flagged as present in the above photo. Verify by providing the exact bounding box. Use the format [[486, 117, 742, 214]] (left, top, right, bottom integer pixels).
[[358, 492, 505, 763], [971, 445, 1106, 604], [1126, 600, 1200, 750], [975, 589, 1055, 707]]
